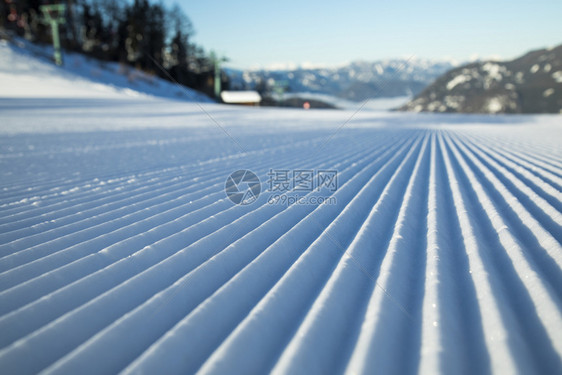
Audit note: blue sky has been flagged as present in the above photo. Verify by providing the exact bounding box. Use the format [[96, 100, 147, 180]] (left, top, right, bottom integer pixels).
[[163, 0, 562, 69]]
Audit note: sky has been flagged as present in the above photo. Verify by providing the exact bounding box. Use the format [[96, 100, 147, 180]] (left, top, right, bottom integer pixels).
[[163, 0, 562, 70]]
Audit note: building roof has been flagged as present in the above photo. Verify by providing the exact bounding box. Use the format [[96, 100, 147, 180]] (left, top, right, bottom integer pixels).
[[221, 90, 261, 104]]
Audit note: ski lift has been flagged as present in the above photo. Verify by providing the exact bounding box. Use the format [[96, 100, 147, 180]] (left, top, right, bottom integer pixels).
[[39, 1, 66, 65]]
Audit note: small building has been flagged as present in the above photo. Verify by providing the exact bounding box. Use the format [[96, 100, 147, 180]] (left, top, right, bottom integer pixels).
[[220, 91, 261, 106]]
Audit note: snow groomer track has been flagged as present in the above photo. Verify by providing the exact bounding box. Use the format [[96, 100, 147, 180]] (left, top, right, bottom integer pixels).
[[0, 100, 561, 374]]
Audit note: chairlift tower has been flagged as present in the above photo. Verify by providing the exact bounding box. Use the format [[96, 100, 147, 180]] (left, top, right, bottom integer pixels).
[[39, 2, 66, 66], [210, 51, 228, 100]]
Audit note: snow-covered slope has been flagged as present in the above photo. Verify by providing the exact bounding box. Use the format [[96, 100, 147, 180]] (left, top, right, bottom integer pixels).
[[0, 43, 561, 374], [0, 97, 561, 374], [0, 38, 212, 102]]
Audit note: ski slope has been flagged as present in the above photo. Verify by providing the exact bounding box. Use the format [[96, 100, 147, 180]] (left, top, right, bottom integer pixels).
[[0, 39, 212, 102], [0, 97, 561, 374], [0, 38, 562, 374]]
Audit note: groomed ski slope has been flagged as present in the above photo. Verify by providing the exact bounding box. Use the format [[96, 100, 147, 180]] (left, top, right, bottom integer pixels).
[[0, 98, 561, 375]]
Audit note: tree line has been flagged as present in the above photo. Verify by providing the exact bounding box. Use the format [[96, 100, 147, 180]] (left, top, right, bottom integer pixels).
[[0, 0, 228, 97]]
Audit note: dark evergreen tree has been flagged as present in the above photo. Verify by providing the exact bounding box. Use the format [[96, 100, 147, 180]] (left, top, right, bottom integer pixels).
[[170, 29, 187, 67], [144, 2, 165, 71]]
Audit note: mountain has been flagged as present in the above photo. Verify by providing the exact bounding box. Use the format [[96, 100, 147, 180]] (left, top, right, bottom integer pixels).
[[399, 44, 562, 114], [225, 59, 457, 103]]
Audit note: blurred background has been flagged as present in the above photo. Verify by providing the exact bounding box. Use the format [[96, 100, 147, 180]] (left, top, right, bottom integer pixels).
[[1, 0, 561, 112]]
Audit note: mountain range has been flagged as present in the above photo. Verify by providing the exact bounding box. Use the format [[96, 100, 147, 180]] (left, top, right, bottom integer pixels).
[[224, 59, 457, 102]]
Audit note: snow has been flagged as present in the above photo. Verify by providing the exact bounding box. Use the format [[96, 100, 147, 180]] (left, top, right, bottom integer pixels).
[[0, 39, 562, 375], [446, 74, 471, 90], [0, 40, 128, 99], [481, 63, 505, 90], [487, 97, 503, 113], [0, 39, 212, 102], [482, 62, 503, 80], [531, 64, 540, 74], [444, 95, 463, 109]]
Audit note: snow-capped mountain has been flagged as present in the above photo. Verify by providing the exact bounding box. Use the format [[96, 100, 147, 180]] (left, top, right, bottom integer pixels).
[[400, 44, 562, 114], [225, 59, 457, 102]]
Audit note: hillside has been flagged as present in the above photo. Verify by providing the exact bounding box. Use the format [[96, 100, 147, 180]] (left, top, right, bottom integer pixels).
[[400, 44, 562, 114], [0, 37, 212, 102]]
